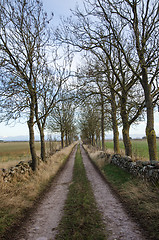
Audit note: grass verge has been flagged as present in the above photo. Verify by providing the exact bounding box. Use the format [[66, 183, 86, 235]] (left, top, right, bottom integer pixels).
[[0, 143, 76, 240], [84, 145, 159, 240], [55, 145, 107, 240]]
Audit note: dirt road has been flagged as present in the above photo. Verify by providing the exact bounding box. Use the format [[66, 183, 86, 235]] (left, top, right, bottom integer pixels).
[[11, 147, 77, 240], [8, 145, 147, 240], [81, 146, 146, 240]]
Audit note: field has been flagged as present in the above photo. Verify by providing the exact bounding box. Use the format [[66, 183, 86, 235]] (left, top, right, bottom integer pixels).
[[1, 139, 159, 170], [0, 143, 76, 238], [105, 139, 159, 160], [0, 141, 61, 169]]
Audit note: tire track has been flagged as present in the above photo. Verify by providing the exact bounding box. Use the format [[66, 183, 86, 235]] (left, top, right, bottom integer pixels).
[[12, 146, 77, 240], [81, 145, 146, 240]]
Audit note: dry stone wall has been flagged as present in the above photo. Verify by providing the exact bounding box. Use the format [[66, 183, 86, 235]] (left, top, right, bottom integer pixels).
[[1, 161, 33, 182], [111, 154, 159, 184]]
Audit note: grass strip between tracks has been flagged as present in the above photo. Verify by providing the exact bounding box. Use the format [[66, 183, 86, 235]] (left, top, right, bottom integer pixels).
[[55, 145, 107, 240]]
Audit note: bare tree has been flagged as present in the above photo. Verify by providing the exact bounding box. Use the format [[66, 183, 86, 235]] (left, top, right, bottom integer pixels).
[[76, 51, 145, 156], [56, 0, 158, 160], [47, 91, 76, 148], [79, 100, 101, 146], [0, 0, 53, 170], [76, 57, 110, 150], [34, 53, 73, 161], [95, 0, 159, 160]]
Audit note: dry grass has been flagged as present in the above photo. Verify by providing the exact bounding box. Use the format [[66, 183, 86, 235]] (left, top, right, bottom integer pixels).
[[0, 141, 61, 170], [122, 181, 159, 214], [84, 143, 149, 163], [83, 145, 105, 168], [0, 142, 76, 238], [84, 144, 112, 168], [84, 144, 159, 240]]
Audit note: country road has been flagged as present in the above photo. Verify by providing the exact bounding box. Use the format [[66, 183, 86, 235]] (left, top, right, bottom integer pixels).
[[81, 146, 146, 240], [8, 144, 146, 240], [10, 146, 77, 240]]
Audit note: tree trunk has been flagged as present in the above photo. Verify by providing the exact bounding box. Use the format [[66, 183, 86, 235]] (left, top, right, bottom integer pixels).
[[36, 119, 46, 162], [132, 8, 158, 161], [40, 128, 46, 162], [34, 97, 46, 162], [91, 134, 95, 146], [121, 94, 132, 157], [95, 128, 100, 149], [141, 71, 157, 161], [27, 104, 37, 171], [61, 131, 64, 148], [122, 125, 132, 157], [68, 136, 71, 145], [113, 126, 120, 154], [65, 131, 68, 146], [110, 88, 120, 154], [101, 94, 105, 151]]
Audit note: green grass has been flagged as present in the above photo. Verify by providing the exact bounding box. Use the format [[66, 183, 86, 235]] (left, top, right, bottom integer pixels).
[[102, 164, 133, 187], [101, 164, 159, 240], [55, 146, 107, 240], [105, 139, 159, 160], [0, 209, 16, 237]]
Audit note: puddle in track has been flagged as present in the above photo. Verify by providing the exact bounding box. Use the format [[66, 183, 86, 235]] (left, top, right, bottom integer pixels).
[[81, 146, 146, 240]]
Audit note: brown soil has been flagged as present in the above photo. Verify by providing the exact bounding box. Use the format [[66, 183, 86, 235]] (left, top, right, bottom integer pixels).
[[5, 145, 147, 240]]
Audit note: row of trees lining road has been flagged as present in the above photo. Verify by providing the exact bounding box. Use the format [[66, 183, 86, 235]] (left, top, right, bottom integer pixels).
[[0, 0, 158, 166], [47, 90, 78, 149], [79, 98, 112, 149], [0, 0, 75, 170], [76, 59, 112, 151], [77, 55, 146, 155], [56, 0, 159, 161]]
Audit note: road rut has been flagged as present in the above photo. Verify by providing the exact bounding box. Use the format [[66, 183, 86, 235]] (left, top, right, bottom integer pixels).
[[81, 145, 146, 240], [13, 147, 76, 240]]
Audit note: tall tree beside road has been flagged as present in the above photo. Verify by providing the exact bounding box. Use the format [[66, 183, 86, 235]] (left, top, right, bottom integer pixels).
[[56, 0, 159, 160], [95, 0, 159, 160], [34, 55, 72, 162], [0, 0, 53, 170], [79, 100, 102, 146]]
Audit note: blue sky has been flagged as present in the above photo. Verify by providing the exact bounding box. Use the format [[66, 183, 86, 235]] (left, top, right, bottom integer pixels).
[[0, 0, 159, 140], [42, 0, 81, 24]]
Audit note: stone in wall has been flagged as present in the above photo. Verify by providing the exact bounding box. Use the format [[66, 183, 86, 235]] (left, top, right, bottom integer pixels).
[[2, 161, 32, 182], [111, 154, 159, 184]]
